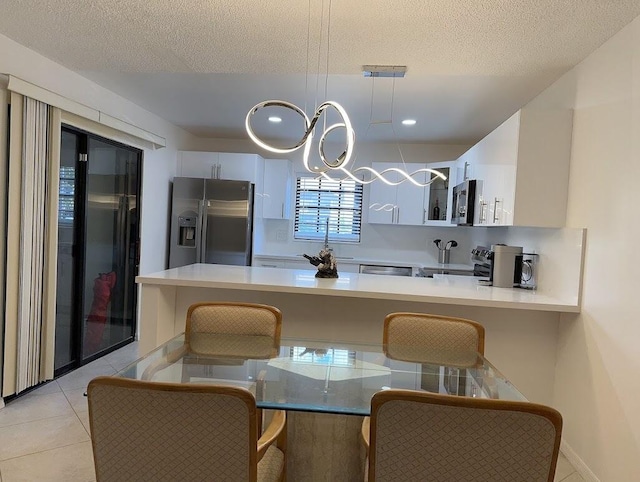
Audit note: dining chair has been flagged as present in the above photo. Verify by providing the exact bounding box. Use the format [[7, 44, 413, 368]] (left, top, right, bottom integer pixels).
[[366, 389, 562, 482], [185, 301, 282, 358], [382, 312, 485, 364], [362, 312, 487, 451], [87, 376, 286, 482]]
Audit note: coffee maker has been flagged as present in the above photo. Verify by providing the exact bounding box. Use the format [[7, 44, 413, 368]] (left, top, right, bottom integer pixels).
[[490, 244, 523, 288]]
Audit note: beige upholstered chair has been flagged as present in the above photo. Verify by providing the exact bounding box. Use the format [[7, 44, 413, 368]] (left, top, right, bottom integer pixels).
[[362, 312, 487, 450], [367, 389, 562, 482], [88, 377, 286, 482], [383, 312, 485, 365], [185, 302, 282, 358]]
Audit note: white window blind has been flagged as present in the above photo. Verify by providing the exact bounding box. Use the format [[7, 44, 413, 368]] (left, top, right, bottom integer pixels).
[[58, 166, 75, 224], [294, 176, 363, 243]]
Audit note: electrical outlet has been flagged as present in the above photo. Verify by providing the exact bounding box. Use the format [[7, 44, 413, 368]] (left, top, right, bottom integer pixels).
[[276, 230, 287, 241]]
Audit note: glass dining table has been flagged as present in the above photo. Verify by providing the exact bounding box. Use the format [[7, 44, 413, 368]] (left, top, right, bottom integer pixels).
[[116, 332, 527, 415]]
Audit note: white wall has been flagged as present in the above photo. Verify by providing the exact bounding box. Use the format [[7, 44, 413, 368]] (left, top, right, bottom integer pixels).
[[518, 17, 640, 482], [0, 33, 195, 275]]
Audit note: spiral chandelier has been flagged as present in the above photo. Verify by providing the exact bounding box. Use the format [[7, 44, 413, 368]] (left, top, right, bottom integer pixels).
[[245, 1, 446, 187]]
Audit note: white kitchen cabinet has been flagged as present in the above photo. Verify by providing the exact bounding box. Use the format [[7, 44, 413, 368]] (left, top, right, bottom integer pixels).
[[423, 160, 455, 226], [262, 158, 292, 219], [253, 256, 287, 268], [459, 108, 573, 227], [368, 161, 454, 226], [177, 151, 264, 183], [177, 151, 265, 218], [285, 259, 314, 270], [177, 151, 219, 178], [336, 261, 360, 273], [368, 162, 426, 225], [217, 153, 264, 183]]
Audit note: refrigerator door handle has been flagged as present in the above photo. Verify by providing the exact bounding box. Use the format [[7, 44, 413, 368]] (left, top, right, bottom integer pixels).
[[196, 200, 205, 263]]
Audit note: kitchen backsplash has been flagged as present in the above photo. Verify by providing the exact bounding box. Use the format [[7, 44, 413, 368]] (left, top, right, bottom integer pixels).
[[255, 218, 585, 302], [254, 218, 476, 265]]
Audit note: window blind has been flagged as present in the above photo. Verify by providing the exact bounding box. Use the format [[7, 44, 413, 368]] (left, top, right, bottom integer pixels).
[[294, 176, 363, 243]]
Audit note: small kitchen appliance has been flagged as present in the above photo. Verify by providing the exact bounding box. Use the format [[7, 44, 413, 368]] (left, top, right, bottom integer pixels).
[[471, 245, 537, 289], [517, 252, 539, 290], [491, 245, 523, 288], [451, 180, 481, 225]]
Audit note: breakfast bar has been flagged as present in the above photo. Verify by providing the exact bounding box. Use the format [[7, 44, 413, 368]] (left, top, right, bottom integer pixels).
[[136, 263, 580, 405]]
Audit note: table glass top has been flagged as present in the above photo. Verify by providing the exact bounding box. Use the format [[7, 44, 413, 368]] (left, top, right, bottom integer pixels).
[[116, 333, 526, 416]]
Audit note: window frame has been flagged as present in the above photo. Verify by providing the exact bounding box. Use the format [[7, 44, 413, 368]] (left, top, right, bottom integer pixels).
[[293, 174, 363, 244]]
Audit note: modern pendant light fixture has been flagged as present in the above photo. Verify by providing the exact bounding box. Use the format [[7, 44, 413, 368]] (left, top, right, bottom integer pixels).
[[245, 0, 354, 174], [320, 67, 447, 187], [245, 3, 446, 187]]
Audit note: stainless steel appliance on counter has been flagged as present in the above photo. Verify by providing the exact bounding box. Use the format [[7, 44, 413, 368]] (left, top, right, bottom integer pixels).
[[451, 179, 480, 225], [169, 177, 254, 269], [471, 245, 538, 289]]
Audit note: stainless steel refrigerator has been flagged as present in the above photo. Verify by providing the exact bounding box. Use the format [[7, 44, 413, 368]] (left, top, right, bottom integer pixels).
[[169, 177, 254, 268]]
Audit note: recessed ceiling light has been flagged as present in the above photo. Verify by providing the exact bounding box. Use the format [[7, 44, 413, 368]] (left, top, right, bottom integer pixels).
[[402, 119, 417, 126], [268, 116, 282, 123]]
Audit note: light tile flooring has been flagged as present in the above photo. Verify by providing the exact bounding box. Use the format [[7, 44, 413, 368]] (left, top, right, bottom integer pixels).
[[0, 341, 585, 482]]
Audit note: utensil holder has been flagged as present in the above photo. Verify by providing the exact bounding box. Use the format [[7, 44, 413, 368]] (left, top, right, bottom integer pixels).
[[438, 248, 450, 264]]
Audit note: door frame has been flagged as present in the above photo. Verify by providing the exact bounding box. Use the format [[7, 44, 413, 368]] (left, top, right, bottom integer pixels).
[[54, 125, 142, 377]]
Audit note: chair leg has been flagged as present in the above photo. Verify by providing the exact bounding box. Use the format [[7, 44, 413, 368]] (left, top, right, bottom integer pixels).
[[257, 408, 263, 438], [278, 415, 287, 482]]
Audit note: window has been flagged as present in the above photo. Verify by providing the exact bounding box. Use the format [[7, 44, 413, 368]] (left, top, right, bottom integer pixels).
[[58, 166, 75, 223], [294, 175, 363, 243]]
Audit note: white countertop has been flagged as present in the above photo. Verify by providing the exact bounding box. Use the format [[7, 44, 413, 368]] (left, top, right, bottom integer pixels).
[[253, 253, 473, 271], [136, 264, 579, 313]]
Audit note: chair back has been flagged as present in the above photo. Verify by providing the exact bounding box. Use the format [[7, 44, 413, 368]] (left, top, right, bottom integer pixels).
[[88, 377, 259, 482], [383, 312, 485, 364], [185, 302, 282, 357], [368, 390, 562, 482]]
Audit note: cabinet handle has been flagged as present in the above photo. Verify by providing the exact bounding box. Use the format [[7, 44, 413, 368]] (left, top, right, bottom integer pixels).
[[262, 264, 277, 268], [479, 200, 487, 224], [396, 206, 400, 224], [281, 203, 284, 218], [216, 164, 221, 179], [423, 209, 426, 224], [493, 198, 501, 223]]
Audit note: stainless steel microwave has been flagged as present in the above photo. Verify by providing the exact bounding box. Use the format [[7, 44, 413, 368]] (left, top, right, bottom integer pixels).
[[451, 180, 480, 225]]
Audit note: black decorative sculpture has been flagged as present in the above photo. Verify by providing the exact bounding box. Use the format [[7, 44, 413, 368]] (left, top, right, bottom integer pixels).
[[303, 249, 339, 278]]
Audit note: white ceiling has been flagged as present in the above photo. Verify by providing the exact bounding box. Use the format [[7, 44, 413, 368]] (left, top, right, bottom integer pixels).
[[1, 0, 640, 144]]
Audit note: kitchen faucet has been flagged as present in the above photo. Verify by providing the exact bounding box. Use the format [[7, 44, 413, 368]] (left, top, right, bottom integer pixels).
[[324, 218, 332, 251]]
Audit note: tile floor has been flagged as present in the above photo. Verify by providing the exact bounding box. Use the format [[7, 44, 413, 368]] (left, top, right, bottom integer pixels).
[[0, 341, 585, 482]]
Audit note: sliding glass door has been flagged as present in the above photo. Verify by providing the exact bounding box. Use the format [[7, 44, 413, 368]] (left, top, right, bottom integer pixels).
[[54, 127, 141, 376]]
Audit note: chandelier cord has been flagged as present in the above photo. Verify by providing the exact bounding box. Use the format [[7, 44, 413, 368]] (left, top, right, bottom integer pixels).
[[305, 0, 311, 115]]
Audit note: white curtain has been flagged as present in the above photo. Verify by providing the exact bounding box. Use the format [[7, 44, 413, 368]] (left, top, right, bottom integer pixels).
[[17, 98, 49, 391], [2, 95, 54, 395]]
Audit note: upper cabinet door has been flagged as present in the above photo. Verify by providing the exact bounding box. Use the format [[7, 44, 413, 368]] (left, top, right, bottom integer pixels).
[[368, 162, 398, 224], [423, 161, 455, 226], [458, 108, 572, 228], [394, 164, 427, 225], [262, 158, 292, 219], [217, 153, 264, 183], [177, 151, 220, 178]]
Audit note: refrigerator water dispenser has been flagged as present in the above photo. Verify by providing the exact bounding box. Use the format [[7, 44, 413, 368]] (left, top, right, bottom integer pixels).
[[178, 214, 197, 247]]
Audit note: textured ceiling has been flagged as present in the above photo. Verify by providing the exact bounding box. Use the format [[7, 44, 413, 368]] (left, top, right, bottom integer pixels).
[[1, 0, 639, 143]]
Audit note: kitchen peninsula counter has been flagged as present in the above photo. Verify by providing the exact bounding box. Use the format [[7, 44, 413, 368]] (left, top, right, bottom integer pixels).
[[137, 263, 579, 313], [136, 263, 580, 404]]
